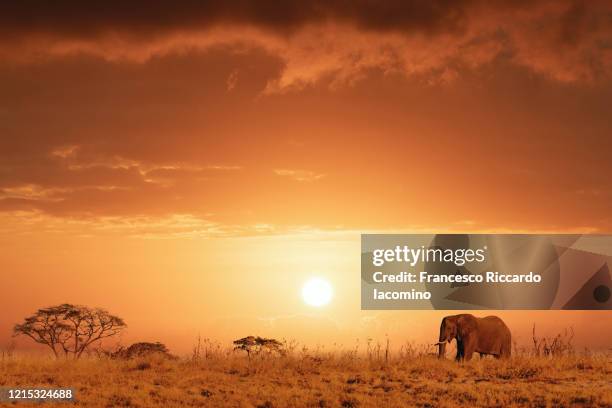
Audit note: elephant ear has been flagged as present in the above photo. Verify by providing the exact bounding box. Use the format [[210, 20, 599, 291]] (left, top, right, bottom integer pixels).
[[445, 317, 458, 339], [456, 315, 478, 338]]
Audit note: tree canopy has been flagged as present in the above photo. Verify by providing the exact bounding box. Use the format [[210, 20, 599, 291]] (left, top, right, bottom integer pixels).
[[233, 336, 284, 358], [14, 304, 126, 359]]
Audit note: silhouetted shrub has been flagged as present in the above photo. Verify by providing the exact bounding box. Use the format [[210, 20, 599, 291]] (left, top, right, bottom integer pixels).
[[111, 342, 173, 359]]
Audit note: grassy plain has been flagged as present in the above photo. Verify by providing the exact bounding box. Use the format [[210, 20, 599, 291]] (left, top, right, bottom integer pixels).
[[1, 345, 610, 407]]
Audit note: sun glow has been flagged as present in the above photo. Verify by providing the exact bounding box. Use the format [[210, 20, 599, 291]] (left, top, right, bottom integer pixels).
[[302, 277, 333, 307]]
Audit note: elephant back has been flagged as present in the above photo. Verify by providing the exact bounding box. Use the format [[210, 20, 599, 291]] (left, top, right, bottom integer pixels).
[[475, 316, 511, 354]]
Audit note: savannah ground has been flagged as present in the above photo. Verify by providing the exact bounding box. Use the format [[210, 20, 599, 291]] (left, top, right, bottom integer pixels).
[[1, 346, 610, 408]]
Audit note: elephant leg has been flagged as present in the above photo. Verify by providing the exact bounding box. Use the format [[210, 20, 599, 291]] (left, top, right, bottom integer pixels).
[[455, 339, 464, 361], [502, 339, 512, 359], [462, 337, 475, 361]]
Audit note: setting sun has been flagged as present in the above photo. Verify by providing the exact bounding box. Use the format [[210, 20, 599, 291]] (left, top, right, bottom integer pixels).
[[302, 278, 333, 307]]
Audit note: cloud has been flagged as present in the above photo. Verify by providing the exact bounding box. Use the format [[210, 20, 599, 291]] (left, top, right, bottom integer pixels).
[[50, 145, 79, 159], [0, 140, 250, 217], [0, 1, 470, 39], [1, 1, 611, 89], [0, 210, 329, 239], [206, 165, 242, 171], [226, 69, 239, 91], [0, 185, 70, 202], [274, 169, 326, 182]]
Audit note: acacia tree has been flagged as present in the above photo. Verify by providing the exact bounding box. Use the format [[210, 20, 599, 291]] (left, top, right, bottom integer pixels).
[[233, 336, 284, 360], [14, 304, 126, 359]]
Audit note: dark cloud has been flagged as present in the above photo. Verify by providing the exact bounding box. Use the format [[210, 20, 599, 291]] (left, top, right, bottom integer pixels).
[[0, 0, 472, 39], [1, 1, 610, 88]]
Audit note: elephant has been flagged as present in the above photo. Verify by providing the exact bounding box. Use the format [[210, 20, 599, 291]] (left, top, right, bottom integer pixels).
[[436, 314, 511, 361]]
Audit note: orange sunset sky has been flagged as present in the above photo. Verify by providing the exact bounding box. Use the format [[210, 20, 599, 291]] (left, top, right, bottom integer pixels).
[[1, 1, 611, 354]]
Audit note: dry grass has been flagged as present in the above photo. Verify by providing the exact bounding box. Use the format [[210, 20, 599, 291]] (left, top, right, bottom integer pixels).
[[0, 347, 611, 407]]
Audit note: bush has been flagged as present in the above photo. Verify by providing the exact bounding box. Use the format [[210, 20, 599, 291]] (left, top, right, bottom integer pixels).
[[111, 342, 174, 359]]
